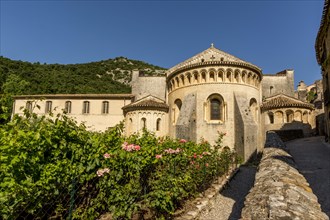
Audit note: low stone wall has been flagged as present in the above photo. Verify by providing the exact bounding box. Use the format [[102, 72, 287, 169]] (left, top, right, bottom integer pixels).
[[241, 131, 329, 220]]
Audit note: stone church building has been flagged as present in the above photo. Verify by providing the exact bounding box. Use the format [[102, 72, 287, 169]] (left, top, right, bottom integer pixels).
[[13, 45, 317, 161]]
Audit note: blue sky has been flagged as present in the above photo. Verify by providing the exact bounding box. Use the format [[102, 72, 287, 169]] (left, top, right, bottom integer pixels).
[[0, 0, 325, 87]]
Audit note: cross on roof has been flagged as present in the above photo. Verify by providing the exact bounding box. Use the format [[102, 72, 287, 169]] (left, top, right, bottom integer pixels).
[[210, 55, 216, 60]]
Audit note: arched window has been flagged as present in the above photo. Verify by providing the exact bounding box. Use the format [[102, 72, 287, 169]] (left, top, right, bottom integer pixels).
[[249, 98, 258, 122], [209, 71, 215, 82], [156, 118, 161, 131], [294, 110, 302, 122], [141, 117, 146, 129], [268, 112, 274, 124], [83, 101, 90, 114], [127, 118, 133, 135], [102, 101, 109, 114], [226, 69, 232, 82], [210, 99, 221, 120], [65, 101, 72, 113], [275, 111, 284, 124], [286, 110, 294, 123], [207, 94, 224, 121], [175, 99, 182, 110], [173, 99, 182, 124], [45, 101, 52, 113], [270, 86, 274, 95], [302, 111, 308, 123]]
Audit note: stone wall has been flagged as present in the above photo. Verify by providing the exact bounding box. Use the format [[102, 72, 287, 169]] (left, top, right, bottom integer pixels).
[[241, 131, 329, 220], [262, 70, 294, 98], [131, 70, 166, 101]]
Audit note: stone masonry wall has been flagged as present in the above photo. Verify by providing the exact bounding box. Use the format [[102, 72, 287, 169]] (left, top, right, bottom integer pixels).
[[262, 70, 294, 98], [241, 131, 329, 220], [131, 70, 166, 101]]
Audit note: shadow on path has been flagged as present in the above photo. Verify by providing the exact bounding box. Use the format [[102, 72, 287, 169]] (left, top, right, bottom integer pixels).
[[286, 136, 330, 217], [220, 165, 257, 220]]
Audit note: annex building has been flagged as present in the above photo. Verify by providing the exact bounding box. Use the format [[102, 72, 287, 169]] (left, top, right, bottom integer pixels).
[[13, 45, 319, 161]]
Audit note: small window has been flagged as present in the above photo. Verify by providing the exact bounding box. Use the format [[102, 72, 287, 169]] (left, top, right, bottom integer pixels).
[[175, 99, 182, 110], [207, 94, 224, 122], [26, 101, 33, 113], [83, 101, 90, 114], [270, 86, 274, 95], [45, 101, 52, 113], [268, 112, 274, 124], [210, 99, 221, 120], [65, 101, 72, 113], [156, 118, 161, 131], [102, 101, 109, 114], [141, 117, 146, 129]]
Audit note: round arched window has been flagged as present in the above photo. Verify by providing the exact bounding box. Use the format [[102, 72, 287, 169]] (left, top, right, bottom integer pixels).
[[210, 99, 221, 120], [207, 94, 224, 122]]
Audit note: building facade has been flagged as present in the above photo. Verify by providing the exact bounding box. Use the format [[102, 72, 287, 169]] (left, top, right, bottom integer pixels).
[[13, 45, 317, 161], [316, 0, 330, 141]]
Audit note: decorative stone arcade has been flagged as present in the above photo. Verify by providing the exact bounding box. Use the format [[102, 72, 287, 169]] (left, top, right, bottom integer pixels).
[[166, 44, 263, 161]]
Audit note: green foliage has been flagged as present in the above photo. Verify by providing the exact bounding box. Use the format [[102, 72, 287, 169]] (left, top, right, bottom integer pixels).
[[0, 56, 166, 95], [307, 90, 317, 103], [0, 110, 237, 219]]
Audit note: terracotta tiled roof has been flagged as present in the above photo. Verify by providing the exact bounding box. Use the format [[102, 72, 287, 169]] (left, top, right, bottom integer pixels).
[[122, 98, 169, 113], [261, 94, 314, 111]]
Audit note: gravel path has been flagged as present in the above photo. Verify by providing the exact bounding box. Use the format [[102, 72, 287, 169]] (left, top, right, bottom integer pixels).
[[199, 165, 257, 220]]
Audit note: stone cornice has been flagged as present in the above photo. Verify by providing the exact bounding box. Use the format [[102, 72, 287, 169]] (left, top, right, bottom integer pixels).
[[166, 61, 262, 81], [13, 94, 135, 100], [167, 82, 260, 95]]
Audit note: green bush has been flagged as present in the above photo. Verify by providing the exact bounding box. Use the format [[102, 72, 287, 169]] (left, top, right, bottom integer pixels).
[[0, 110, 237, 219]]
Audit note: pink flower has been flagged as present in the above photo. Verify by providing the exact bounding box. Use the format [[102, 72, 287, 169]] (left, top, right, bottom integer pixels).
[[179, 139, 187, 143], [205, 163, 209, 167], [193, 153, 197, 158], [190, 161, 195, 165], [122, 142, 141, 152], [103, 153, 111, 159], [97, 168, 110, 177], [155, 154, 162, 159], [202, 151, 211, 155], [199, 155, 203, 159], [97, 169, 103, 177], [164, 148, 181, 154]]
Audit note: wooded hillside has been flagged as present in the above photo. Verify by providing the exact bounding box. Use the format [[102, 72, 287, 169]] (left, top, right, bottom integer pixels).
[[0, 56, 166, 95]]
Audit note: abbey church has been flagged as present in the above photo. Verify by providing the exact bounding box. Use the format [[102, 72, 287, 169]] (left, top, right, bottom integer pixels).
[[13, 45, 319, 161]]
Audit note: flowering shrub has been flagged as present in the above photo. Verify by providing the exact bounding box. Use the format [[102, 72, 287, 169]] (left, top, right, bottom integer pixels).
[[0, 110, 238, 219]]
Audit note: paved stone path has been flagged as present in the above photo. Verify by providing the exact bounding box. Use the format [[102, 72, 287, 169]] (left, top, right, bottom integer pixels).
[[286, 136, 330, 217], [199, 165, 257, 220]]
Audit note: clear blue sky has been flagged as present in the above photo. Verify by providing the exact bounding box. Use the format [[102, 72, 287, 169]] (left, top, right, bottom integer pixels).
[[0, 0, 325, 87]]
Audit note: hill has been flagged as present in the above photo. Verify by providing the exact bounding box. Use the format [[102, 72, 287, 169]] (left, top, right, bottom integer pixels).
[[0, 56, 166, 95]]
